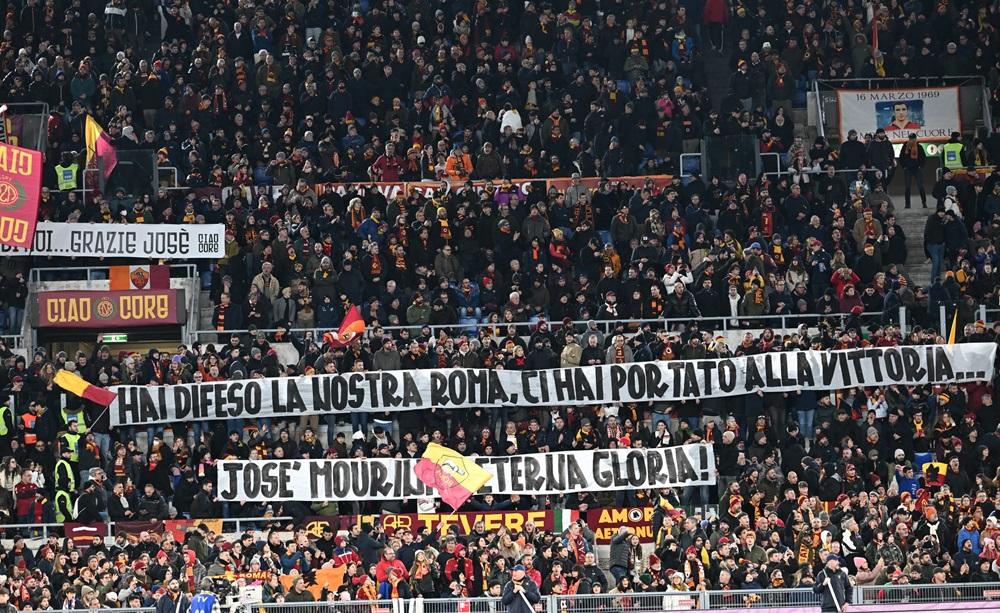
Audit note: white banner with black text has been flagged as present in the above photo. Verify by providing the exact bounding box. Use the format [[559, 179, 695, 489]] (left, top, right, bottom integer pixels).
[[0, 222, 225, 258], [109, 344, 997, 427], [217, 445, 716, 502]]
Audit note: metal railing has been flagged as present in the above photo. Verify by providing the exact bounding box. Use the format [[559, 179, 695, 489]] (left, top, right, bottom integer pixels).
[[935, 164, 995, 181], [813, 80, 826, 139], [2, 101, 49, 153], [0, 516, 293, 540], [15, 583, 1000, 612], [227, 584, 1000, 613], [29, 264, 199, 284], [0, 334, 24, 350], [38, 609, 152, 613], [193, 311, 874, 346], [703, 587, 819, 609], [856, 581, 1000, 604]]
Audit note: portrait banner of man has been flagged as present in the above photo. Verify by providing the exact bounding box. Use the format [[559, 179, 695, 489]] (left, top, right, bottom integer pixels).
[[837, 87, 961, 143]]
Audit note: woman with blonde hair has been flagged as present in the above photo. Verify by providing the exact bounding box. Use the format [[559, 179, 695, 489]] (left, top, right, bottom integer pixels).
[[409, 550, 437, 596]]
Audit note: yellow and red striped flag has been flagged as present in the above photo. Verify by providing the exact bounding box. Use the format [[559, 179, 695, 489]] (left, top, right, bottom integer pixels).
[[54, 369, 117, 406]]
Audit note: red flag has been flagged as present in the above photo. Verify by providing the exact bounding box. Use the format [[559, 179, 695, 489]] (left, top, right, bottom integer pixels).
[[869, 4, 879, 57], [0, 142, 42, 250], [322, 306, 366, 348]]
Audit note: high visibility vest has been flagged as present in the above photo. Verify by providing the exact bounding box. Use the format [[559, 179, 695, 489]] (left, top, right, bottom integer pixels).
[[0, 405, 9, 436], [62, 432, 82, 462], [61, 407, 87, 430], [942, 143, 964, 169], [55, 458, 75, 492], [55, 490, 72, 523], [55, 163, 79, 190], [21, 413, 37, 445]]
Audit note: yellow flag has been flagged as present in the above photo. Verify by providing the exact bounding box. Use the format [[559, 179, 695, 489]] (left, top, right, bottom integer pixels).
[[947, 309, 958, 345], [415, 443, 493, 509]]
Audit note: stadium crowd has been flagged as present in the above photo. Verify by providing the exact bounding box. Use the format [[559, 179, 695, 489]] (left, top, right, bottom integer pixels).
[[1, 0, 1000, 609]]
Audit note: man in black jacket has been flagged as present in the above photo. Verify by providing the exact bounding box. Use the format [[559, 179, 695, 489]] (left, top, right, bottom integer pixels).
[[75, 479, 105, 523], [190, 480, 221, 518], [155, 579, 190, 613], [899, 133, 927, 208], [502, 564, 541, 613], [814, 555, 852, 612]]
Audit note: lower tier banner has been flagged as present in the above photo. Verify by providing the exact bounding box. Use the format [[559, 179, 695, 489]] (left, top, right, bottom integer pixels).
[[218, 445, 715, 502]]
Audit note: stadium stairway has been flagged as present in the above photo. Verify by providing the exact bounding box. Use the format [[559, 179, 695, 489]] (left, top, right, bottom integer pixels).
[[704, 47, 731, 112], [895, 205, 933, 286], [887, 166, 936, 288], [199, 290, 213, 330]]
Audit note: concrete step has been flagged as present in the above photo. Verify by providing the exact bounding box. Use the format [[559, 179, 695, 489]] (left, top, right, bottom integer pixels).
[[199, 290, 214, 329], [887, 171, 934, 287], [703, 49, 732, 112]]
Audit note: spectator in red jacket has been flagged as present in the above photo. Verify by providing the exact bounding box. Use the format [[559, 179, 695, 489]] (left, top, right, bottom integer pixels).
[[444, 546, 474, 584], [374, 548, 408, 584]]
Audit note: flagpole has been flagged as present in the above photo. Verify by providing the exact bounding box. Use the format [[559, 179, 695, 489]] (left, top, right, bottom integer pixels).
[[434, 509, 459, 537]]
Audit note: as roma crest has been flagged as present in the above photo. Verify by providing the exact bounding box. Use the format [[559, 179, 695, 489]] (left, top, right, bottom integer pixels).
[[0, 179, 25, 210], [130, 267, 150, 289]]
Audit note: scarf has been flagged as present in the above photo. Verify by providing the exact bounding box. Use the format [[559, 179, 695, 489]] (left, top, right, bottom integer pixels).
[[761, 209, 774, 236], [359, 582, 378, 601], [573, 203, 593, 225], [350, 206, 365, 229], [684, 559, 703, 588], [672, 229, 687, 251], [215, 304, 226, 330], [614, 345, 626, 363]]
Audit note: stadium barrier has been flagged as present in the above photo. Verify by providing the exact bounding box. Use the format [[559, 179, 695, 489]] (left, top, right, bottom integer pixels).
[[192, 311, 875, 345], [224, 584, 1000, 613], [0, 516, 293, 540], [191, 303, 990, 349]]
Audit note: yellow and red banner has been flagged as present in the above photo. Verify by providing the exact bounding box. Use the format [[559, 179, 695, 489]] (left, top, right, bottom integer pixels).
[[35, 289, 185, 328], [301, 509, 571, 538], [586, 507, 657, 543], [0, 142, 41, 250], [413, 443, 493, 510]]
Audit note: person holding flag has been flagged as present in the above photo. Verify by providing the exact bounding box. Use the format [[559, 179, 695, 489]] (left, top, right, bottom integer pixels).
[[84, 115, 118, 185], [502, 564, 541, 613], [814, 554, 851, 612], [323, 305, 366, 348], [413, 442, 493, 511]]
